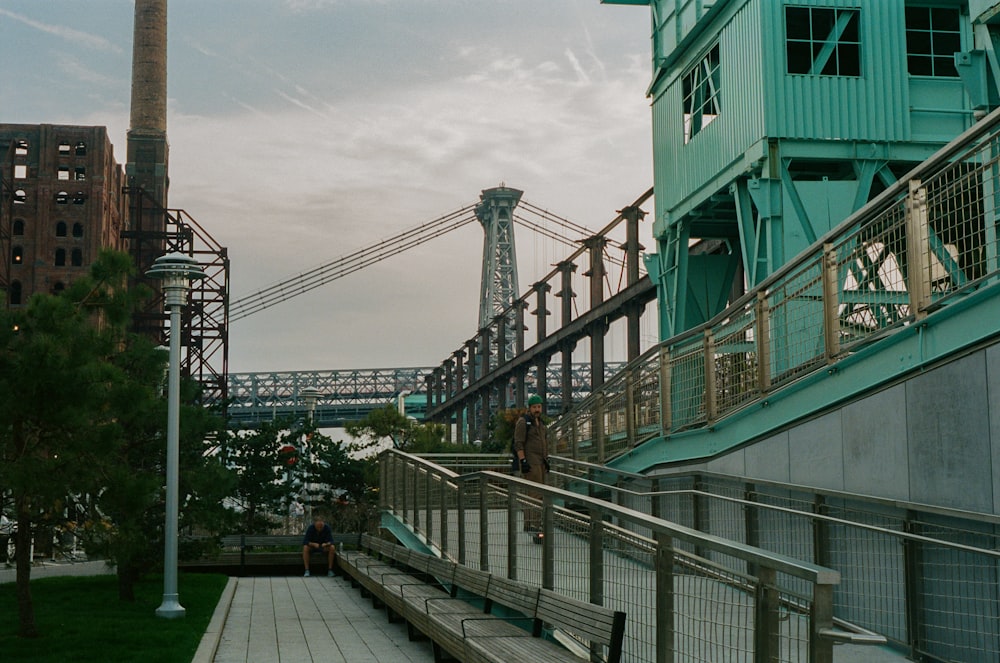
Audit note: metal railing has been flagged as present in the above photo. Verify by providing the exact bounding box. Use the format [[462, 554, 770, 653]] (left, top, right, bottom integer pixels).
[[380, 449, 854, 663], [548, 459, 1000, 663], [550, 107, 1000, 464]]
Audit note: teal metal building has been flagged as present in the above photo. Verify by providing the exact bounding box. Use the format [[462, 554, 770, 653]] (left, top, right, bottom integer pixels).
[[606, 0, 999, 339]]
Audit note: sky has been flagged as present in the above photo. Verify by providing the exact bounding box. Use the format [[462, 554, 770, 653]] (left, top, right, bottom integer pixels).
[[1, 0, 656, 375]]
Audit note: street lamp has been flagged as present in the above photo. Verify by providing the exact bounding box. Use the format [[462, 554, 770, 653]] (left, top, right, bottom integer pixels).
[[146, 252, 204, 619]]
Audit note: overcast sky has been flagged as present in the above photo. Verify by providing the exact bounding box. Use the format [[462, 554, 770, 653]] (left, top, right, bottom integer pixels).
[[1, 0, 656, 375]]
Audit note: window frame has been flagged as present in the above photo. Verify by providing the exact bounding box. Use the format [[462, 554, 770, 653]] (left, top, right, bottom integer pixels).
[[785, 6, 862, 77], [682, 42, 722, 144]]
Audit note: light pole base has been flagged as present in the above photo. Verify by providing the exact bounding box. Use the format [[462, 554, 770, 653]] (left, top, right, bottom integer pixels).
[[155, 594, 186, 619]]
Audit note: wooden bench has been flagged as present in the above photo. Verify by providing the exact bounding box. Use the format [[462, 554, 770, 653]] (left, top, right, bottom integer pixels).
[[344, 534, 626, 663], [218, 533, 360, 576]]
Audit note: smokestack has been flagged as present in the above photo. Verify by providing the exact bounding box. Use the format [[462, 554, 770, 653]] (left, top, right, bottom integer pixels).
[[127, 0, 169, 210]]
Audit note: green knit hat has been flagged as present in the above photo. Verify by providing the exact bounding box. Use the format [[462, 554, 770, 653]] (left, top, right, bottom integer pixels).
[[527, 394, 543, 406]]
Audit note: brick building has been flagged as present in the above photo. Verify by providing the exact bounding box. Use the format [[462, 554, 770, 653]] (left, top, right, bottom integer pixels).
[[1, 124, 128, 306]]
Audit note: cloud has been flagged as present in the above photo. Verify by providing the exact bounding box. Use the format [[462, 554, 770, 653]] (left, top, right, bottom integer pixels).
[[0, 9, 123, 54]]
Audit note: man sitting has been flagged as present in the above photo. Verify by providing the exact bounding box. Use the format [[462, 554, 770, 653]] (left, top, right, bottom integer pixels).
[[302, 515, 336, 577]]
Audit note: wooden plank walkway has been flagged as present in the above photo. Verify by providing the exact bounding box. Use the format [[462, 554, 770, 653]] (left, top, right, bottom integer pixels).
[[204, 575, 435, 663]]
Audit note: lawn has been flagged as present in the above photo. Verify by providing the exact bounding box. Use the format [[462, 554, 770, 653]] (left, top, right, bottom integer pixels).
[[0, 572, 229, 662]]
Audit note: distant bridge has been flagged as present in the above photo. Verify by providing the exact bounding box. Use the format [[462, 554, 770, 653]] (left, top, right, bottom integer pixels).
[[226, 363, 626, 429]]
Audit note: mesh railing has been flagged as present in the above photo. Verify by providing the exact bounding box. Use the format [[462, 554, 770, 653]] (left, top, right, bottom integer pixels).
[[549, 107, 1000, 465], [382, 450, 844, 663], [550, 462, 1000, 662]]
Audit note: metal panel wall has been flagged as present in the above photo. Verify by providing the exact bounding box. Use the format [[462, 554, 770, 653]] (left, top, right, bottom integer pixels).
[[651, 0, 765, 222], [765, 0, 910, 141]]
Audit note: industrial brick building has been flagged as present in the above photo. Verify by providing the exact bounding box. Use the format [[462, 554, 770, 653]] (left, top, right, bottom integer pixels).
[[1, 124, 128, 306]]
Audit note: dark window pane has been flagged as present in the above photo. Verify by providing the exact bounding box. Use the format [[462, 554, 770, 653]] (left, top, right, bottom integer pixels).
[[907, 30, 932, 55], [932, 8, 960, 32], [909, 54, 933, 76], [935, 32, 961, 55], [787, 41, 812, 73], [839, 44, 860, 76], [786, 8, 811, 40], [906, 7, 931, 31], [839, 11, 859, 42], [934, 56, 958, 77]]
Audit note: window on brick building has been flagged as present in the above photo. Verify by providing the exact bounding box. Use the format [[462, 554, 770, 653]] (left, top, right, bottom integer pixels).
[[14, 189, 26, 204], [14, 164, 27, 179], [58, 142, 71, 155], [12, 246, 23, 264], [75, 142, 87, 156], [72, 192, 86, 205], [75, 166, 86, 180], [13, 219, 25, 236], [56, 222, 67, 237], [9, 281, 22, 306], [55, 248, 66, 266], [52, 282, 65, 295], [71, 249, 82, 267], [15, 140, 28, 156], [58, 166, 70, 181], [56, 191, 69, 205], [73, 223, 83, 238]]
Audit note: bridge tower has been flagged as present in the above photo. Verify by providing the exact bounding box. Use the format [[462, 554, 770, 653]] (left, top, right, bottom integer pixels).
[[476, 185, 523, 361], [607, 0, 998, 349]]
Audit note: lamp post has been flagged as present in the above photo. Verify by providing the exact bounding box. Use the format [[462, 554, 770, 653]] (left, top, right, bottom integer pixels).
[[146, 252, 204, 619]]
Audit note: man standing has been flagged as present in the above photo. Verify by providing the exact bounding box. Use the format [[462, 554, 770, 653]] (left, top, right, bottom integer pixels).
[[513, 394, 550, 533], [302, 515, 336, 577]]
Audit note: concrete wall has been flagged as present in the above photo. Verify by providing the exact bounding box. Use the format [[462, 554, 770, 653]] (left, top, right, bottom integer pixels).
[[698, 344, 1000, 515]]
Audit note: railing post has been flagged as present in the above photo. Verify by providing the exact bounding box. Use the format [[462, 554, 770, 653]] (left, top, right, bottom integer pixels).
[[655, 531, 674, 663], [625, 368, 637, 446], [542, 494, 554, 590], [400, 459, 409, 526], [424, 469, 431, 541], [594, 392, 606, 463], [411, 466, 420, 533], [810, 582, 835, 663], [589, 506, 604, 608], [507, 485, 518, 580], [905, 179, 932, 318], [903, 510, 924, 659], [755, 292, 771, 393], [439, 472, 449, 557], [812, 495, 830, 568], [659, 345, 672, 434], [456, 479, 467, 566], [703, 330, 717, 424], [821, 244, 841, 363], [479, 476, 490, 571], [754, 565, 780, 663]]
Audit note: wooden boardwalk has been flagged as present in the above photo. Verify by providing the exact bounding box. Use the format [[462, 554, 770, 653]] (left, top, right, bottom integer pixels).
[[199, 575, 435, 663]]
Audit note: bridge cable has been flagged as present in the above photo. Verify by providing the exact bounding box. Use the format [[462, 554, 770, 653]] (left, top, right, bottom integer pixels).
[[231, 204, 479, 321]]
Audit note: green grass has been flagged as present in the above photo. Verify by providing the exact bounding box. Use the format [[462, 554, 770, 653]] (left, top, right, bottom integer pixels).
[[0, 572, 229, 662]]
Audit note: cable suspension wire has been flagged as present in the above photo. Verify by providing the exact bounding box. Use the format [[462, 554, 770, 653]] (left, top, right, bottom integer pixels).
[[230, 203, 479, 321], [520, 199, 597, 237], [512, 214, 625, 269]]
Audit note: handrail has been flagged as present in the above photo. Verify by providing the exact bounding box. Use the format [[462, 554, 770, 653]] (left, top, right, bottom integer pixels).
[[382, 449, 845, 662], [548, 104, 1000, 465]]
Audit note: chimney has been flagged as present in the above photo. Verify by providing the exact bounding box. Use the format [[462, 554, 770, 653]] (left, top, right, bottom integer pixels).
[[127, 0, 169, 211]]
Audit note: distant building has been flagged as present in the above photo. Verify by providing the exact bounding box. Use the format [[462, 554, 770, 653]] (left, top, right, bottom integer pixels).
[[1, 124, 128, 306]]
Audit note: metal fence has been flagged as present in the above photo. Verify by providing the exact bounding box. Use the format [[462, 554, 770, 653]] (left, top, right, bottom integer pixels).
[[547, 460, 1000, 663], [549, 107, 1000, 465], [380, 450, 855, 663]]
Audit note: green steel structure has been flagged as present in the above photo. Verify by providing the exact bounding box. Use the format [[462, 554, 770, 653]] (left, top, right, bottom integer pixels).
[[605, 0, 1000, 341]]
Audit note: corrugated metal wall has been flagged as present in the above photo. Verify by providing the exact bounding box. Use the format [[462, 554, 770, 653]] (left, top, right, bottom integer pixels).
[[649, 0, 971, 227], [652, 0, 764, 220]]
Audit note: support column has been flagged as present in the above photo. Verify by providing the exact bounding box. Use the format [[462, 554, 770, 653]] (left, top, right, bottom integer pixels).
[[453, 350, 465, 445], [533, 281, 551, 402], [556, 261, 576, 412], [585, 237, 608, 391]]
